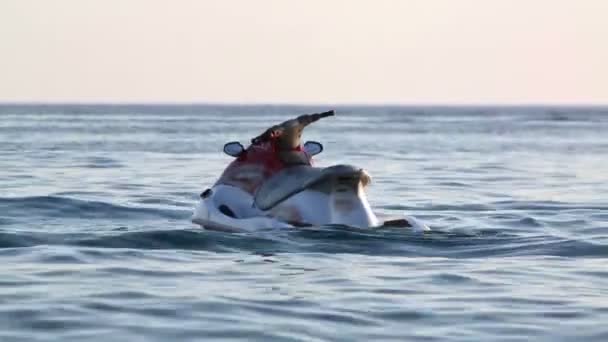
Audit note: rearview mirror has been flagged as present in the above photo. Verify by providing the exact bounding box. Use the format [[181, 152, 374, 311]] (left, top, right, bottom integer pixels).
[[223, 142, 244, 157], [303, 141, 323, 156]]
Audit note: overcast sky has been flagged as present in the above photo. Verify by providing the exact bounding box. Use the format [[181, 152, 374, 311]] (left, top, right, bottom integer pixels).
[[1, 0, 607, 104]]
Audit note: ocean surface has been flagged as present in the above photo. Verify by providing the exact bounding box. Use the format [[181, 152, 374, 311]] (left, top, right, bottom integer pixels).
[[1, 104, 607, 341]]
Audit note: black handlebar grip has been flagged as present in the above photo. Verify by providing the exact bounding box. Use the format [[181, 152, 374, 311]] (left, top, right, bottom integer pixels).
[[251, 110, 335, 144]]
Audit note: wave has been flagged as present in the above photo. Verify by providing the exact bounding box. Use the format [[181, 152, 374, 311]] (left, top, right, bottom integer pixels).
[[1, 196, 606, 257], [386, 200, 608, 212], [0, 227, 605, 258], [0, 195, 190, 220]]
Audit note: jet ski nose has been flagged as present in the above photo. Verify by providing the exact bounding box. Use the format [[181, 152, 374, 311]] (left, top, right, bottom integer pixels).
[[334, 167, 371, 188], [359, 169, 372, 187]]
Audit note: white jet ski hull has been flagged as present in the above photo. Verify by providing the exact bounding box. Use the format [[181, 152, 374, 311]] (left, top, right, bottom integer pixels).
[[192, 185, 292, 232], [191, 185, 430, 233]]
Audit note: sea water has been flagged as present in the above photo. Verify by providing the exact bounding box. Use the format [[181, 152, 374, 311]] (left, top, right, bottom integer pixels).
[[1, 104, 607, 341]]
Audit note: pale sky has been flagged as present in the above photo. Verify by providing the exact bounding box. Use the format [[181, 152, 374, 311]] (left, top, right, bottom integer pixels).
[[1, 0, 607, 104]]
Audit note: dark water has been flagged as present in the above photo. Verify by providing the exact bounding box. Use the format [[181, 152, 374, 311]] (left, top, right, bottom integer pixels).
[[1, 104, 607, 341]]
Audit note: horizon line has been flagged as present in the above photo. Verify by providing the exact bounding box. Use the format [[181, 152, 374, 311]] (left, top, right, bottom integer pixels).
[[1, 101, 607, 108]]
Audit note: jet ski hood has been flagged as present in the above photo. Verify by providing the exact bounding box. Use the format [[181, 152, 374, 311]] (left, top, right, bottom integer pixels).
[[254, 164, 371, 211]]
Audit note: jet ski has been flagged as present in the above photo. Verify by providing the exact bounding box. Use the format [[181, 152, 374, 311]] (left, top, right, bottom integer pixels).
[[192, 110, 430, 232]]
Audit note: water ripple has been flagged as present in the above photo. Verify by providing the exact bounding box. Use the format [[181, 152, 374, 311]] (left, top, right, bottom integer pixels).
[[2, 105, 608, 341]]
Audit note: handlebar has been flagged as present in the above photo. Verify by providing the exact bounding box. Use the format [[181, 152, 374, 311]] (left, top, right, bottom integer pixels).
[[251, 110, 335, 145]]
